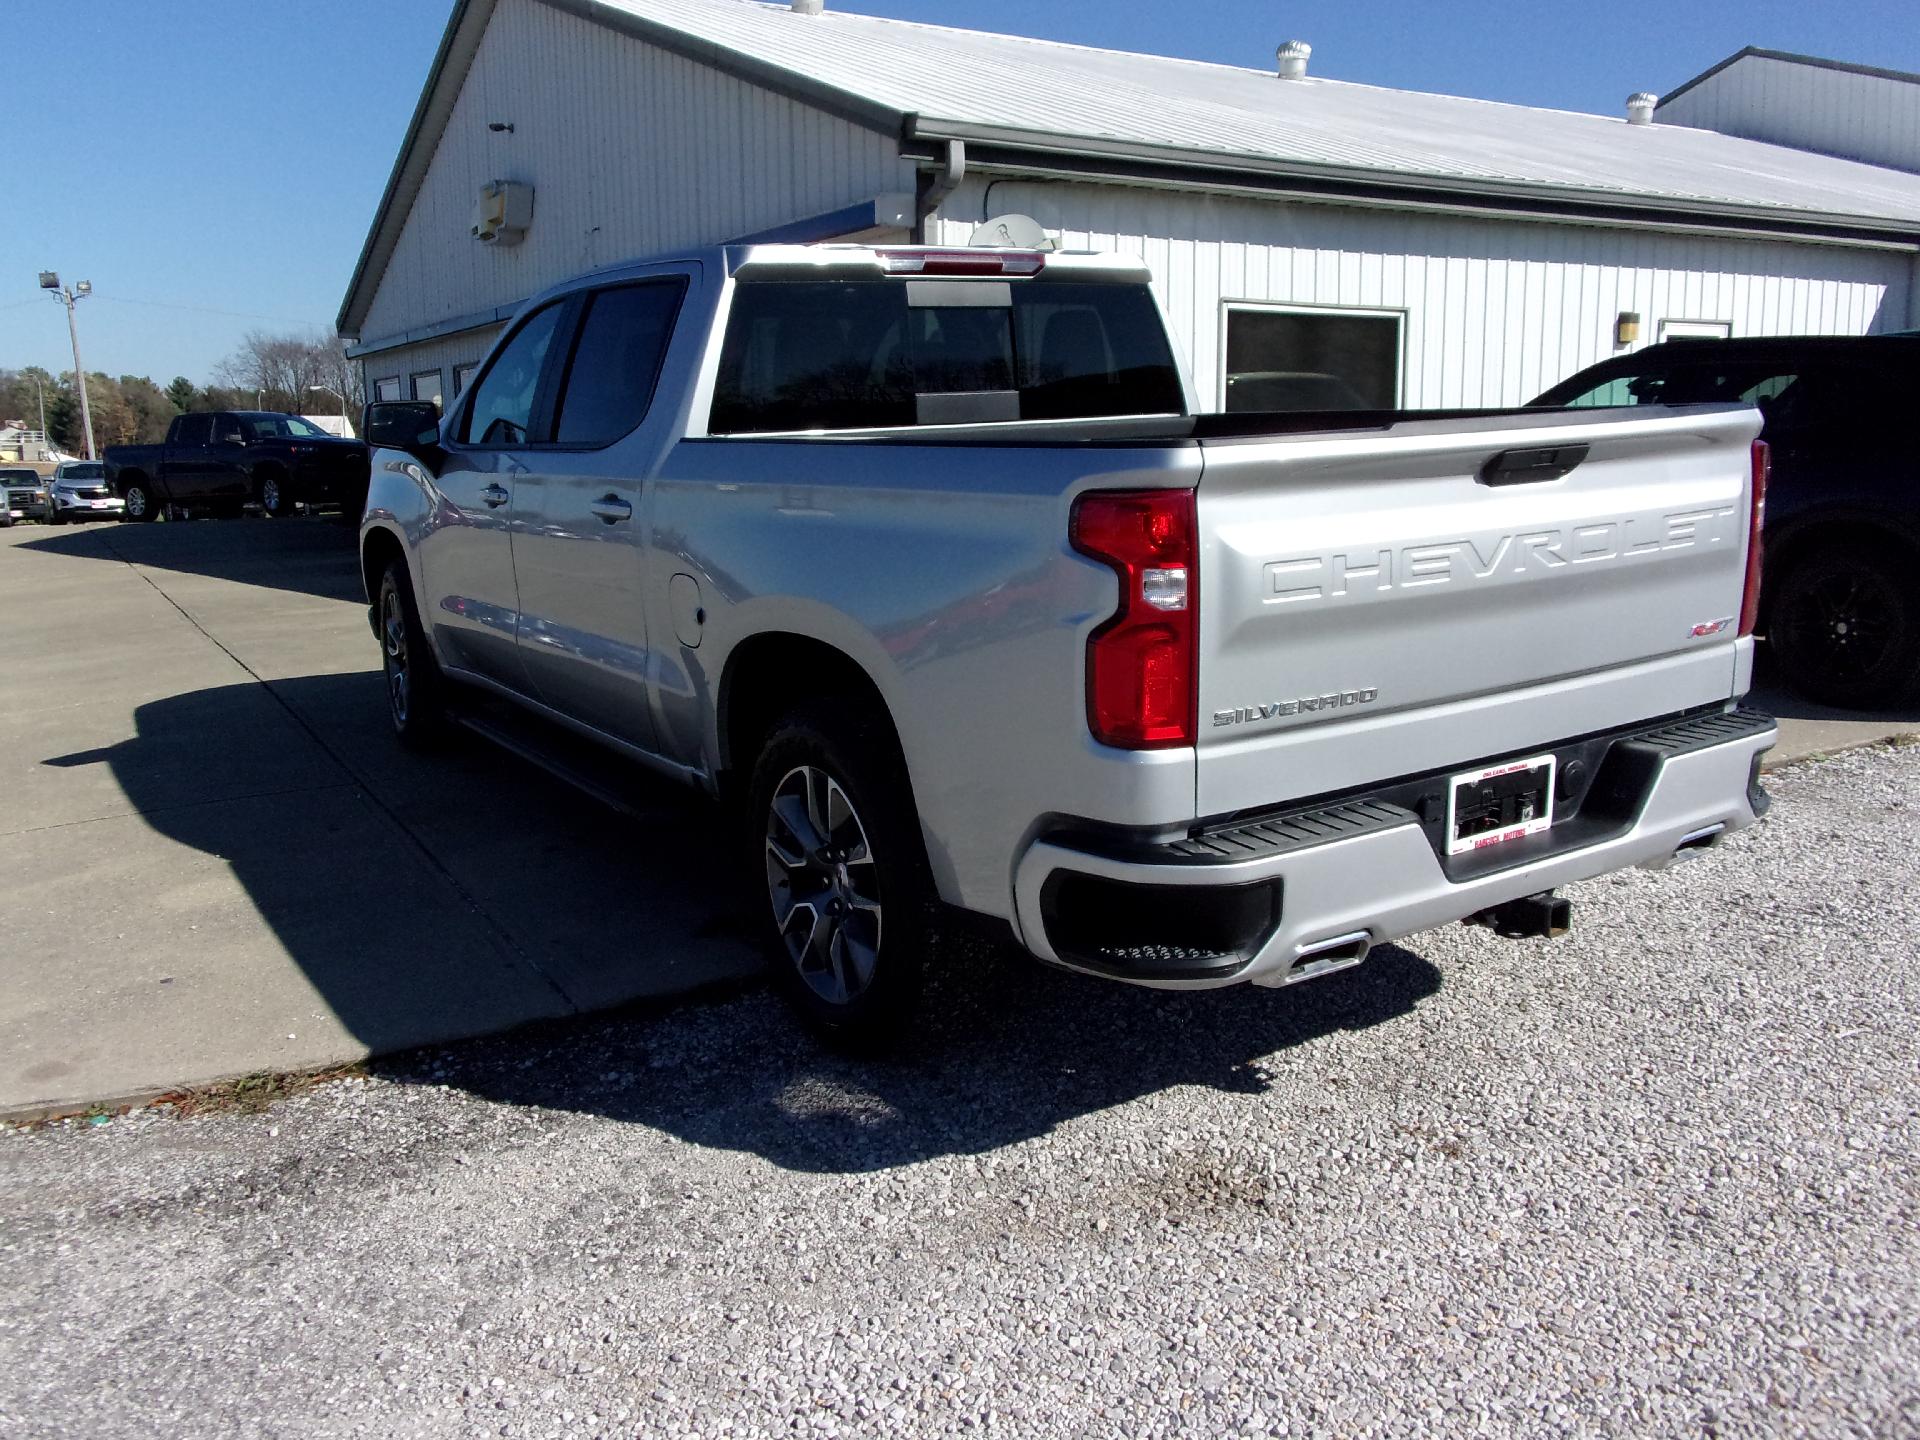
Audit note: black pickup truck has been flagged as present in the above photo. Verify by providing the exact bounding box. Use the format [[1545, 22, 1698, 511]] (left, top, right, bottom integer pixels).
[[104, 411, 369, 522]]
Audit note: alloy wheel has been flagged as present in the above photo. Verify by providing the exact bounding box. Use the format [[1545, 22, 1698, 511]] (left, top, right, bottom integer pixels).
[[381, 585, 410, 727], [763, 765, 883, 1006], [1776, 567, 1898, 689], [125, 487, 146, 519]]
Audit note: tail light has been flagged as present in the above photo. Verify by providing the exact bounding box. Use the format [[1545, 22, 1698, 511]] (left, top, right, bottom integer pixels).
[[1738, 439, 1768, 638], [1071, 488, 1197, 748]]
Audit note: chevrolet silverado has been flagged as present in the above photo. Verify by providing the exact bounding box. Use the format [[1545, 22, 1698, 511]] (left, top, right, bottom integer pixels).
[[360, 242, 1775, 1036]]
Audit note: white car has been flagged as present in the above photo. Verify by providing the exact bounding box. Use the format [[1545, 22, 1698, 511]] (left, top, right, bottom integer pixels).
[[45, 461, 124, 524]]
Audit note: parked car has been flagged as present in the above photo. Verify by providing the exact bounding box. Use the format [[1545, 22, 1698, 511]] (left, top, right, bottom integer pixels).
[[44, 460, 123, 524], [1533, 335, 1920, 708], [362, 241, 1775, 1038], [104, 411, 369, 522], [1, 466, 50, 525]]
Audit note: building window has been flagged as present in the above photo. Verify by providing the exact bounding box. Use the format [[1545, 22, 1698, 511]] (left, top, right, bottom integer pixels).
[[373, 376, 403, 402], [453, 363, 478, 398], [1221, 304, 1403, 412], [410, 369, 445, 411]]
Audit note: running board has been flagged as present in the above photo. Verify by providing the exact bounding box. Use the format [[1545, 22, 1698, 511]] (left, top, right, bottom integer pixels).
[[447, 701, 662, 818]]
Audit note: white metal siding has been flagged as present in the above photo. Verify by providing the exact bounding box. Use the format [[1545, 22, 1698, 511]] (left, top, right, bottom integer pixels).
[[357, 0, 917, 345], [1659, 56, 1920, 176], [359, 326, 506, 419], [933, 179, 1912, 409]]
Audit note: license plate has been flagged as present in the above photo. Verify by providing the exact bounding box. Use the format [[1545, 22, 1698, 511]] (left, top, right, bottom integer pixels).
[[1445, 754, 1556, 856]]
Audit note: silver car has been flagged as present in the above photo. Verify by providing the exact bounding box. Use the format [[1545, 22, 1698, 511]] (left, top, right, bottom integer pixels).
[[44, 461, 123, 524]]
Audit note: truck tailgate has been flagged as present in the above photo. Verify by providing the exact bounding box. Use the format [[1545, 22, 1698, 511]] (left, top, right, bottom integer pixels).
[[1194, 405, 1762, 817]]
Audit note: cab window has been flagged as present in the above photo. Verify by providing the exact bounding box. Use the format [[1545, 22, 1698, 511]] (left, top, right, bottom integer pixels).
[[551, 280, 686, 445], [462, 302, 566, 446]]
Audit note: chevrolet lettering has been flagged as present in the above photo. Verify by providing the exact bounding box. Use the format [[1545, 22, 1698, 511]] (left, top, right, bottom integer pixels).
[[359, 240, 1776, 1040], [1264, 507, 1743, 605]]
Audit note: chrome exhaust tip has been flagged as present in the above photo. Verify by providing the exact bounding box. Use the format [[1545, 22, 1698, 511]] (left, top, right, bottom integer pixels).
[[1285, 929, 1372, 983]]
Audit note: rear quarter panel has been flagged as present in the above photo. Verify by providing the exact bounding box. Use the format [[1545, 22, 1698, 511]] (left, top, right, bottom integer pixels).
[[650, 437, 1204, 916]]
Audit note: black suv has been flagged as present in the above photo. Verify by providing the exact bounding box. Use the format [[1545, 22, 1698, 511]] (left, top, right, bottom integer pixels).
[[1534, 335, 1920, 709]]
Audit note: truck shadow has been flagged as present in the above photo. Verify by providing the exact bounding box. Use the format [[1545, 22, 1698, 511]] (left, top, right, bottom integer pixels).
[[367, 942, 1442, 1175], [41, 670, 761, 1061], [19, 517, 365, 604], [43, 665, 1441, 1171]]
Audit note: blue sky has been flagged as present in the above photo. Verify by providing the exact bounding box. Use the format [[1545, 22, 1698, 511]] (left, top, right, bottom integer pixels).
[[4, 0, 1914, 385]]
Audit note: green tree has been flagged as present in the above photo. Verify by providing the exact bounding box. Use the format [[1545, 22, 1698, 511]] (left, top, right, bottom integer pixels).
[[165, 376, 196, 413], [121, 376, 174, 443]]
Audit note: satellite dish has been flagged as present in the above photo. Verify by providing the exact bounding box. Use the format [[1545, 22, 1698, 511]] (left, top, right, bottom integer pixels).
[[968, 213, 1054, 251]]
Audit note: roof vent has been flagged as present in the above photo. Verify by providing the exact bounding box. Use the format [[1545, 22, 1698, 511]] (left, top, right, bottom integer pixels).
[[1277, 40, 1311, 80], [1626, 92, 1657, 125], [791, 0, 823, 12]]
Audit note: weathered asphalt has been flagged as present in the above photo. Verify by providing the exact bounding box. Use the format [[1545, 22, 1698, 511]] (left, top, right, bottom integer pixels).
[[0, 518, 759, 1119]]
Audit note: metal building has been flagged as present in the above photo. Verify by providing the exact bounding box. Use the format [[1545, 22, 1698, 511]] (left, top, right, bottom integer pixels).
[[339, 0, 1920, 414], [1658, 49, 1920, 176]]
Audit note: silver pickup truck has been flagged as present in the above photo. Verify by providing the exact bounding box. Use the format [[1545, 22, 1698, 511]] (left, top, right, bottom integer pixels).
[[361, 242, 1775, 1036]]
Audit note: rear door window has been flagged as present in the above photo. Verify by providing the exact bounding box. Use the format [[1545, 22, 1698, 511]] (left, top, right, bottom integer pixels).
[[709, 278, 1183, 433], [552, 280, 687, 445], [173, 414, 211, 447]]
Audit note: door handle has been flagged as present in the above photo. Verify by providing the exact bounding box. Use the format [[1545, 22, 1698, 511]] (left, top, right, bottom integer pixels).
[[590, 494, 633, 524], [481, 483, 510, 508]]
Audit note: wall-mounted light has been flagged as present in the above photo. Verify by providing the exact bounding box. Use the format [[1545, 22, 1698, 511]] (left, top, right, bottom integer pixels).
[[1615, 311, 1641, 347], [487, 121, 514, 133]]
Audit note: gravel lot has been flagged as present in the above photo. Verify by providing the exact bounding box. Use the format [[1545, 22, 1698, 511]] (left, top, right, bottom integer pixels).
[[4, 744, 1917, 1439]]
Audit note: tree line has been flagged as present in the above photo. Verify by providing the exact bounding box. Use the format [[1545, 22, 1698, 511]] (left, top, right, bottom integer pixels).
[[0, 331, 363, 455]]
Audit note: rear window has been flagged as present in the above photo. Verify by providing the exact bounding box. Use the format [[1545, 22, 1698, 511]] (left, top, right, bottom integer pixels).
[[709, 278, 1184, 434]]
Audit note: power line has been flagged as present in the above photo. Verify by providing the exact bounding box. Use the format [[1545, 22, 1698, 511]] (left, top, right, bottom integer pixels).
[[92, 295, 330, 326]]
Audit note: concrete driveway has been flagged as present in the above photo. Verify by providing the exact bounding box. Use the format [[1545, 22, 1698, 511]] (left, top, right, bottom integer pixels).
[[0, 518, 760, 1119], [1, 519, 1914, 1118]]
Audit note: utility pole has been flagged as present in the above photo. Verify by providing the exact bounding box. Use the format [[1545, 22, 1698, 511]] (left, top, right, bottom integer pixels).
[[38, 272, 96, 460]]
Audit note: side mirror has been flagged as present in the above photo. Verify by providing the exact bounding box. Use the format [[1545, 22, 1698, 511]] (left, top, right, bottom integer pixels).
[[364, 400, 442, 453]]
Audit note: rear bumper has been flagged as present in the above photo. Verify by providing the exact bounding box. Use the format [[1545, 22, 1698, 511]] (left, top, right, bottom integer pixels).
[[1011, 706, 1776, 990]]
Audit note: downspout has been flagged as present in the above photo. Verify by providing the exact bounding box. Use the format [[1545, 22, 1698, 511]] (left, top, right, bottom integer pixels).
[[914, 138, 967, 242]]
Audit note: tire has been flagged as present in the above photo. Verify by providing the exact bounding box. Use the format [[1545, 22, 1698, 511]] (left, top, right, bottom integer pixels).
[[377, 559, 447, 747], [257, 471, 292, 518], [746, 699, 935, 1042], [1768, 547, 1920, 710], [44, 507, 61, 526], [121, 480, 158, 523]]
